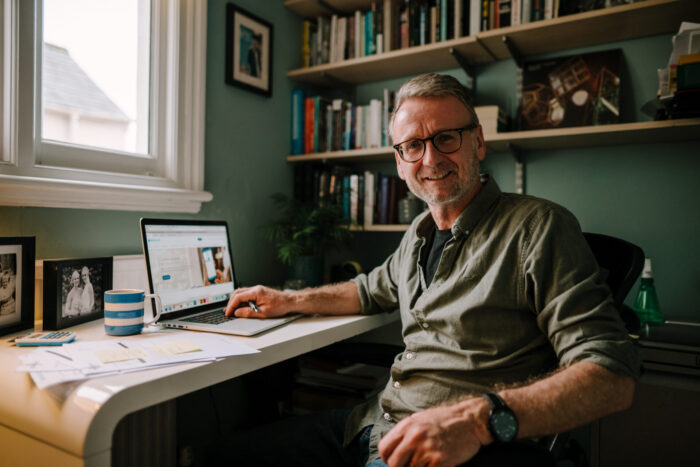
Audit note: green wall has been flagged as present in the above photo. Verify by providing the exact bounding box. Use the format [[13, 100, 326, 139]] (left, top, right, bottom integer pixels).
[[1, 3, 698, 322], [0, 0, 300, 287]]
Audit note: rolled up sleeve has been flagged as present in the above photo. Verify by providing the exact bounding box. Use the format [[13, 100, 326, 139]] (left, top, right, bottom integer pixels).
[[523, 206, 641, 379]]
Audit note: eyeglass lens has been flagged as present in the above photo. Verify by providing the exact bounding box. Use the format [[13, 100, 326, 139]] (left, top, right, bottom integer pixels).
[[399, 129, 463, 161]]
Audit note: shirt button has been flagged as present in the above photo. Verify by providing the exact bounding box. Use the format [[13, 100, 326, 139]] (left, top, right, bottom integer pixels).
[[421, 322, 429, 329], [393, 381, 401, 388], [405, 352, 414, 360], [383, 412, 392, 421]]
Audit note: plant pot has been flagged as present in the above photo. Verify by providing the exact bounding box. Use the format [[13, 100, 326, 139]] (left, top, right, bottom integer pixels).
[[287, 255, 323, 288]]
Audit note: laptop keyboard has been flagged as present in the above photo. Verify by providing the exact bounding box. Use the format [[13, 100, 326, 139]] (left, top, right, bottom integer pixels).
[[181, 309, 234, 325]]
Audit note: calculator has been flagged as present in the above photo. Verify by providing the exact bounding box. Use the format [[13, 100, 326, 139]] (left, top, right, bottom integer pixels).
[[15, 331, 77, 346]]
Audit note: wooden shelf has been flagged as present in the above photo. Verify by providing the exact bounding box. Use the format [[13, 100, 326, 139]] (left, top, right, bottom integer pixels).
[[349, 224, 409, 232], [287, 36, 492, 87], [287, 119, 700, 163], [286, 0, 700, 86], [478, 0, 700, 61], [484, 118, 700, 152]]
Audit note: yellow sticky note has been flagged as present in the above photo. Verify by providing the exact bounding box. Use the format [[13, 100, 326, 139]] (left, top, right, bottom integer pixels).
[[149, 339, 201, 356], [95, 348, 148, 364]]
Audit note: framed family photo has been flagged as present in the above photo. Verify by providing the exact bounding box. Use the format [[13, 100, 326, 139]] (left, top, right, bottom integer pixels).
[[43, 257, 113, 330], [226, 3, 273, 97], [0, 237, 35, 337]]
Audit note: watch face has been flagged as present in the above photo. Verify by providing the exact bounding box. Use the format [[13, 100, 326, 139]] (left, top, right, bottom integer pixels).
[[491, 409, 518, 442]]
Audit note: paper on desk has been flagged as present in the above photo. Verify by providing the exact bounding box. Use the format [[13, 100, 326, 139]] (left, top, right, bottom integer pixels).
[[17, 333, 259, 389]]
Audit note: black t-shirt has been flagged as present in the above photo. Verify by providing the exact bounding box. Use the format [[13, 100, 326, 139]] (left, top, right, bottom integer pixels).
[[422, 227, 453, 287]]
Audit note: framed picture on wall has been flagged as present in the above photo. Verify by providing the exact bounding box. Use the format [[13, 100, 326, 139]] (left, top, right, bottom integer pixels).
[[43, 257, 113, 330], [0, 237, 35, 337], [225, 3, 273, 97]]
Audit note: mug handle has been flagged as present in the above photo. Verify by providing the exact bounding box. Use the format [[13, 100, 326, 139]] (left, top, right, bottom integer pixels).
[[144, 293, 162, 326]]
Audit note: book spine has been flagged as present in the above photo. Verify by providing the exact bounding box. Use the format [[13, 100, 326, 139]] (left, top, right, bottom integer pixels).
[[342, 176, 351, 221], [454, 0, 463, 38], [291, 89, 304, 155], [364, 170, 375, 227], [469, 0, 480, 35], [521, 0, 531, 24], [387, 176, 397, 224], [544, 0, 553, 19], [375, 1, 384, 54], [355, 10, 363, 58], [383, 0, 393, 52], [400, 1, 409, 49], [350, 174, 359, 224], [379, 175, 390, 224], [481, 0, 489, 31], [357, 173, 365, 226], [304, 97, 314, 154], [365, 10, 375, 55], [511, 0, 521, 26], [499, 0, 512, 28], [440, 0, 447, 41]]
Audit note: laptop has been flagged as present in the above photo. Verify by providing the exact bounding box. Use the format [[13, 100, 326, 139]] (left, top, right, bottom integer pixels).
[[139, 218, 301, 336]]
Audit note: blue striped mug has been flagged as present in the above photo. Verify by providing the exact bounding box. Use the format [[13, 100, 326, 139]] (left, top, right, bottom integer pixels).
[[104, 289, 162, 336]]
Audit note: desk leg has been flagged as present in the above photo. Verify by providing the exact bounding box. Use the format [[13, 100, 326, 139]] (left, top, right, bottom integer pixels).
[[112, 399, 176, 467]]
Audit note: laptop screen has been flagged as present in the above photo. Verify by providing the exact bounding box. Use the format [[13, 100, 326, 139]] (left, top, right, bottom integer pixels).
[[142, 222, 234, 316]]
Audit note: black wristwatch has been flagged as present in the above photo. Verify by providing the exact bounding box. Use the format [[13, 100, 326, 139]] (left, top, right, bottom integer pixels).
[[481, 393, 519, 443]]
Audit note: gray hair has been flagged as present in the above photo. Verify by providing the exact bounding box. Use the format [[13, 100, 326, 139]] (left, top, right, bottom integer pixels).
[[389, 73, 479, 139]]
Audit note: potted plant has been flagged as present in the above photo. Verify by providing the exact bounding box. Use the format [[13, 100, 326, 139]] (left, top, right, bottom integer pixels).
[[261, 193, 353, 287]]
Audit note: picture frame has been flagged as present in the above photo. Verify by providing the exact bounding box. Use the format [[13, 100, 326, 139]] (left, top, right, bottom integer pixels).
[[226, 3, 273, 97], [0, 237, 35, 337], [43, 257, 113, 330]]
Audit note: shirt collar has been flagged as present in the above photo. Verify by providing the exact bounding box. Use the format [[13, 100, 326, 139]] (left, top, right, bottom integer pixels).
[[416, 176, 502, 240]]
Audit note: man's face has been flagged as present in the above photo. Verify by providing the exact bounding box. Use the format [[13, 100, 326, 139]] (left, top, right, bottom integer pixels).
[[392, 96, 485, 208], [81, 268, 89, 283]]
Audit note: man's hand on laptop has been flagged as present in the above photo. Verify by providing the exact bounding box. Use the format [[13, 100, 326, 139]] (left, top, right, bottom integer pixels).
[[225, 286, 290, 319]]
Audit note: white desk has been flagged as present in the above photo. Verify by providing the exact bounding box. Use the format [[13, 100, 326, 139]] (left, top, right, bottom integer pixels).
[[0, 312, 399, 466]]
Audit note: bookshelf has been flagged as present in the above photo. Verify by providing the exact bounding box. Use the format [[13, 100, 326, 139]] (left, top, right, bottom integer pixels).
[[287, 118, 700, 162], [286, 0, 700, 86], [285, 0, 700, 228]]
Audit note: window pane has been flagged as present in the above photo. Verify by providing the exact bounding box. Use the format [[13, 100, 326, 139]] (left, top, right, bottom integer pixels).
[[42, 0, 150, 155]]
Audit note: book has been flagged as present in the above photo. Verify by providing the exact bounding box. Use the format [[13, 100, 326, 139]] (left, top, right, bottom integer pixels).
[[364, 170, 376, 227], [499, 0, 512, 28], [291, 89, 305, 155], [511, 0, 522, 26], [519, 49, 622, 130], [469, 0, 481, 35]]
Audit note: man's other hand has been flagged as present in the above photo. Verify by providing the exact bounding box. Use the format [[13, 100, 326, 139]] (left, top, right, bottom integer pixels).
[[378, 398, 492, 467]]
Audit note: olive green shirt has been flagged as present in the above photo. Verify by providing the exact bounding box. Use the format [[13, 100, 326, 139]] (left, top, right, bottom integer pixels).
[[347, 178, 640, 461]]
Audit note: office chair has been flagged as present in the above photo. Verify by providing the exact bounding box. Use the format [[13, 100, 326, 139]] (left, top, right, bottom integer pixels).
[[545, 232, 645, 465]]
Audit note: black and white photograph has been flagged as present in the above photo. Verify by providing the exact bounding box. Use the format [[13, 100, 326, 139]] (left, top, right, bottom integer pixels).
[[0, 253, 18, 321], [0, 237, 35, 337], [43, 257, 112, 330], [226, 3, 273, 97]]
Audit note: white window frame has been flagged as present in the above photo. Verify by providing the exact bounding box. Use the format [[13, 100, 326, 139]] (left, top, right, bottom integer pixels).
[[0, 0, 211, 213]]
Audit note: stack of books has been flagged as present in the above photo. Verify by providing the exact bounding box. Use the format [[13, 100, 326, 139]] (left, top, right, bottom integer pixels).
[[294, 165, 415, 227], [290, 89, 395, 156], [298, 0, 617, 68]]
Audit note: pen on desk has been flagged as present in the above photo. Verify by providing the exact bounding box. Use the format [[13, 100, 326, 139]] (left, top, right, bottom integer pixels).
[[46, 350, 73, 361], [248, 301, 259, 313]]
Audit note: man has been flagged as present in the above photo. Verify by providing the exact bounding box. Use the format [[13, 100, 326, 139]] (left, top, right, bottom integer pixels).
[[223, 73, 638, 466], [247, 33, 262, 78]]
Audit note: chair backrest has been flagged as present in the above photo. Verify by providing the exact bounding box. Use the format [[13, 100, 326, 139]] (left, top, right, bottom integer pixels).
[[545, 233, 644, 462], [583, 232, 645, 309]]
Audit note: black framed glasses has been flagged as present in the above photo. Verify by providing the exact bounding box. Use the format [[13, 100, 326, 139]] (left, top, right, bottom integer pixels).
[[393, 123, 478, 163]]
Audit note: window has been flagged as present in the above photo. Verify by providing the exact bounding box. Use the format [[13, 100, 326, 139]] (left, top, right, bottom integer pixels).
[[0, 0, 211, 213]]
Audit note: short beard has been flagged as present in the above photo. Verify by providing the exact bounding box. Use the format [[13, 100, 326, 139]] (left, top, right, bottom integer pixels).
[[406, 136, 480, 206]]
